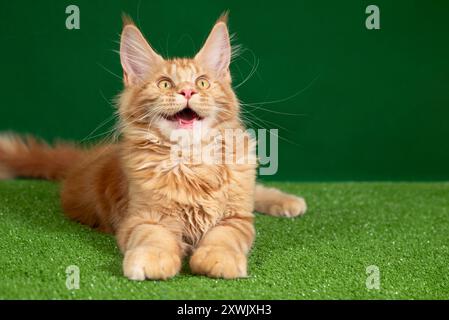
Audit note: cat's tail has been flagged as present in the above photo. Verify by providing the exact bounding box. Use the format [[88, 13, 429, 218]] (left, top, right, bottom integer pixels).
[[0, 133, 85, 181]]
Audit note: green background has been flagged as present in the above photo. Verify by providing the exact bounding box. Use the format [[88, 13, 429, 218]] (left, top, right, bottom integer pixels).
[[0, 0, 448, 181]]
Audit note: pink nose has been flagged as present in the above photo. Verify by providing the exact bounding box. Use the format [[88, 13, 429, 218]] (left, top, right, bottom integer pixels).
[[179, 89, 197, 100]]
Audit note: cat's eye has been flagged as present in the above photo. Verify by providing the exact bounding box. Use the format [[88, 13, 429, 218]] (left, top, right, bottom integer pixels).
[[157, 79, 173, 89], [196, 77, 210, 90]]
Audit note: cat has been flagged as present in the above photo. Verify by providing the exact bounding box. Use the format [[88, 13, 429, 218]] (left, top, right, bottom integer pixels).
[[0, 13, 306, 280]]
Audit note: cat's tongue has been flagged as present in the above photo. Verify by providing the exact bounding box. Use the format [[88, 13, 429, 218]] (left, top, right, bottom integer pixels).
[[175, 108, 199, 129], [177, 118, 196, 129]]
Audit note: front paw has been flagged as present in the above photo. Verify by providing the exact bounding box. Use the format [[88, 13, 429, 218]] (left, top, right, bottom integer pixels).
[[268, 195, 307, 218], [123, 247, 181, 281], [190, 246, 247, 279]]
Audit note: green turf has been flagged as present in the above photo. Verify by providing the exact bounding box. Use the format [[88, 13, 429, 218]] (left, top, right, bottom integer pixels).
[[0, 180, 448, 300]]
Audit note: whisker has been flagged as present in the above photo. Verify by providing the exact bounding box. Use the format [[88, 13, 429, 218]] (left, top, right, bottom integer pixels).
[[240, 72, 321, 108], [234, 55, 259, 89], [242, 104, 307, 117], [97, 62, 122, 81], [80, 91, 120, 143]]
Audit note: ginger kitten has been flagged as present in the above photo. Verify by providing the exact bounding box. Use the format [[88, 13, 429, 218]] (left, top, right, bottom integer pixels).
[[0, 14, 306, 280]]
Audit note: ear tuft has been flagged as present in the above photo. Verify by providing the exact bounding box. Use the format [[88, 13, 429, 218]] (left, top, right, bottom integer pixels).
[[121, 13, 135, 27], [217, 11, 229, 24]]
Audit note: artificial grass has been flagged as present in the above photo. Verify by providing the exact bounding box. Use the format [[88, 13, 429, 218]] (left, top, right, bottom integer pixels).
[[0, 180, 448, 300]]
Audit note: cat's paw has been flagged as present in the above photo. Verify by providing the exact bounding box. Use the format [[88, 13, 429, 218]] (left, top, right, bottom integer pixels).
[[123, 247, 181, 281], [190, 246, 247, 279], [266, 196, 307, 218]]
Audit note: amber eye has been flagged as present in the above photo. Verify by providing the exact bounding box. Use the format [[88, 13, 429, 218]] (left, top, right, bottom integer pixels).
[[158, 79, 173, 89], [196, 77, 210, 89]]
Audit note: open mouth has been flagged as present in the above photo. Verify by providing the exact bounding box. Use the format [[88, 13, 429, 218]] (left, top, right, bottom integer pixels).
[[166, 107, 203, 128]]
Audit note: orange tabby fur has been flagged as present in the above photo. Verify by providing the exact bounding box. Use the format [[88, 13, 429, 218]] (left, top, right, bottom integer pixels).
[[0, 14, 306, 280]]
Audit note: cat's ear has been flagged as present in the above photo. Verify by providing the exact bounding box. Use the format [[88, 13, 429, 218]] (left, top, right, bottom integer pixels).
[[120, 17, 163, 86], [195, 13, 232, 79]]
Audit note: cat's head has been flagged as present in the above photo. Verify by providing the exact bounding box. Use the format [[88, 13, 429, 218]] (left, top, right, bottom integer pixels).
[[118, 13, 241, 142]]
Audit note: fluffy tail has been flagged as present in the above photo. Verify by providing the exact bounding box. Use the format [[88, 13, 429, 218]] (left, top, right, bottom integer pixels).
[[0, 133, 85, 181]]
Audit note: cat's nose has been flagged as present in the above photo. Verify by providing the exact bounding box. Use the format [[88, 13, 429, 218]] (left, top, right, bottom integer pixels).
[[179, 89, 197, 100]]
